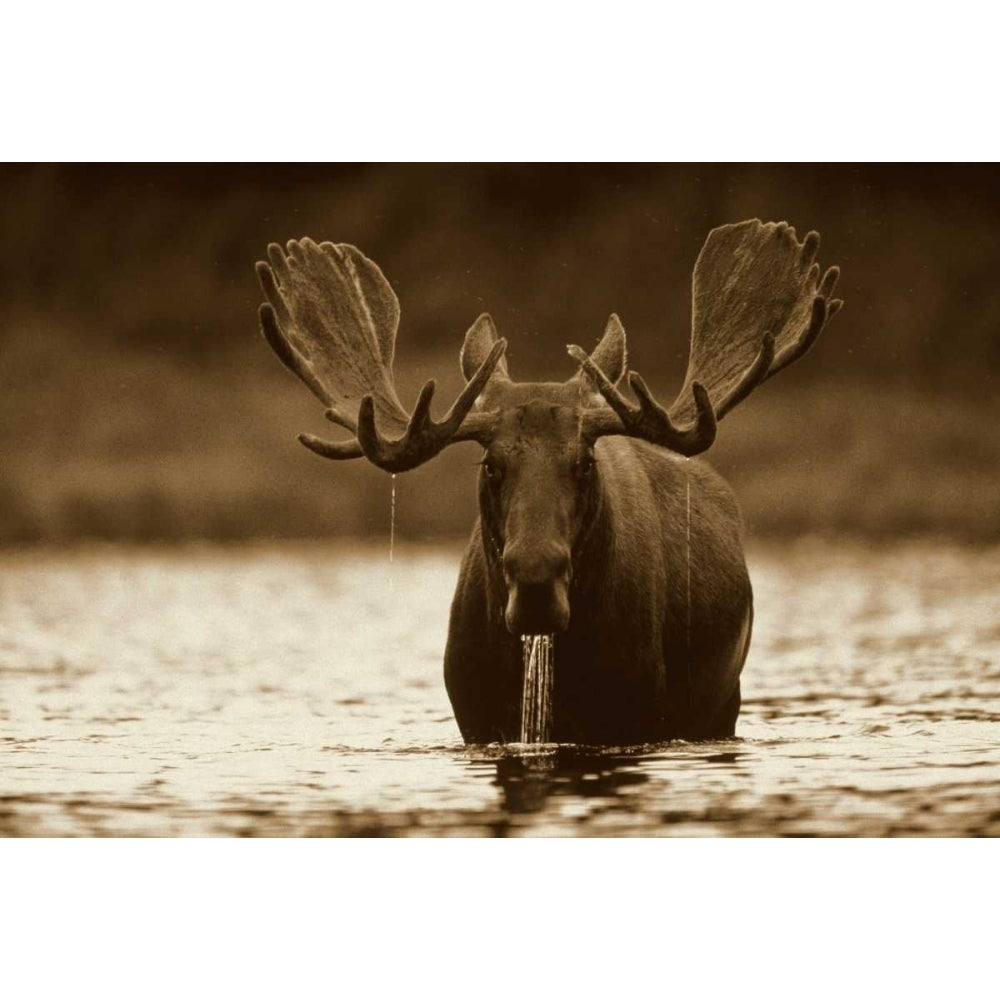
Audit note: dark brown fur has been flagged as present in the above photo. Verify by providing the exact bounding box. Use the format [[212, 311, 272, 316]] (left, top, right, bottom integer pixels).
[[444, 395, 752, 745]]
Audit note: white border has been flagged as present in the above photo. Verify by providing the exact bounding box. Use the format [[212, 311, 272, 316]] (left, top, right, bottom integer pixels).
[[2, 3, 998, 161], [3, 840, 994, 996]]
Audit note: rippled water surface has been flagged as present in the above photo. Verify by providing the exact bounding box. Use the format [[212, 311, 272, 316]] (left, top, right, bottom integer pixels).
[[1, 540, 998, 836]]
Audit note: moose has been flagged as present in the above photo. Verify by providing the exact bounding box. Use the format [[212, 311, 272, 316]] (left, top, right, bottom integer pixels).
[[255, 220, 842, 745]]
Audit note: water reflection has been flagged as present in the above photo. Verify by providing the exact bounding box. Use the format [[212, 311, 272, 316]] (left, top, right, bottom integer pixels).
[[492, 750, 651, 815]]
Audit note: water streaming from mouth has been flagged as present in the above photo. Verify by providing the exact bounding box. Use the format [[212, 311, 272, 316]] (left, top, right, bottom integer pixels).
[[520, 634, 554, 743]]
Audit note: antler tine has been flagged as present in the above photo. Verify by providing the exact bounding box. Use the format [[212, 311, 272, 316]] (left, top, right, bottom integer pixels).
[[713, 332, 775, 419], [569, 345, 717, 455], [257, 301, 332, 407], [762, 263, 842, 385], [799, 230, 821, 272], [764, 295, 827, 384], [567, 345, 634, 424], [324, 408, 359, 433], [819, 264, 841, 299], [439, 338, 508, 433], [298, 433, 364, 460]]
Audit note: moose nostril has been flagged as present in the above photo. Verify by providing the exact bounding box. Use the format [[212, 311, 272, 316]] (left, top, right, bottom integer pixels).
[[503, 545, 571, 585]]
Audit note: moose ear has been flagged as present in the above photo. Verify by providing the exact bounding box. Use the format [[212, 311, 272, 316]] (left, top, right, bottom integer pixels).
[[460, 313, 510, 382], [575, 314, 627, 386]]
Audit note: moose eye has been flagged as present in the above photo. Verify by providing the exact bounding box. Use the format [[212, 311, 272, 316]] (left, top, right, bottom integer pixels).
[[576, 455, 596, 478], [482, 458, 502, 481]]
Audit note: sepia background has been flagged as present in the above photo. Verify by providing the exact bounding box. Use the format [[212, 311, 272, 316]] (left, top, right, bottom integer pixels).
[[3, 162, 998, 547]]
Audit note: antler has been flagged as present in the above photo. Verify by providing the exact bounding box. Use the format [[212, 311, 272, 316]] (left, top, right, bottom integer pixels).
[[570, 220, 843, 455], [256, 238, 507, 473]]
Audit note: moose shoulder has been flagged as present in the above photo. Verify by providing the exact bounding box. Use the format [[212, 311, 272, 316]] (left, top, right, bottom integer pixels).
[[255, 220, 843, 745]]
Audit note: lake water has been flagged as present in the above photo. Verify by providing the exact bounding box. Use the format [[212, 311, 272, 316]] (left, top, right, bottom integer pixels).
[[1, 539, 998, 837]]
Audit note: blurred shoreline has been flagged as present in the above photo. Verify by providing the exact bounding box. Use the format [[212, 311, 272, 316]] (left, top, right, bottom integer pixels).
[[2, 163, 997, 547]]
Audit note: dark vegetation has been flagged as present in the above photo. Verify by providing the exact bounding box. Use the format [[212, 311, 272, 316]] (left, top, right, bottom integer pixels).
[[2, 163, 998, 545]]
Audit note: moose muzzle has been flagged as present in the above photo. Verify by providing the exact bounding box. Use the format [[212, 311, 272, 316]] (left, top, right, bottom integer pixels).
[[502, 544, 571, 635]]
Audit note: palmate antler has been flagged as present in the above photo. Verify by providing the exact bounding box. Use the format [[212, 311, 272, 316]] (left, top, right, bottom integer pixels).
[[256, 239, 507, 473], [569, 220, 843, 455]]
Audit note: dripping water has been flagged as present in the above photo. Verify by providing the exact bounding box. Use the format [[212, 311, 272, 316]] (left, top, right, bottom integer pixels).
[[685, 460, 693, 708], [389, 473, 396, 566], [520, 634, 554, 743], [388, 473, 397, 596], [685, 462, 691, 652]]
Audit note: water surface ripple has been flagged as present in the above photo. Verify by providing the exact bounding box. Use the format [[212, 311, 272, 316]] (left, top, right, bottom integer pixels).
[[1, 540, 998, 837]]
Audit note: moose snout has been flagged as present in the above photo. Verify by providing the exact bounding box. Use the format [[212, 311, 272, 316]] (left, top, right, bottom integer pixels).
[[503, 544, 570, 586], [502, 543, 571, 635]]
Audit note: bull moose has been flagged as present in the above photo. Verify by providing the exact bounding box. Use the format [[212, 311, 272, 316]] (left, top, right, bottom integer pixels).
[[255, 220, 842, 745]]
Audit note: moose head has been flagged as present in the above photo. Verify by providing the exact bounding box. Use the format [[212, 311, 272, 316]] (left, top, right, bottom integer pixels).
[[256, 223, 842, 639]]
